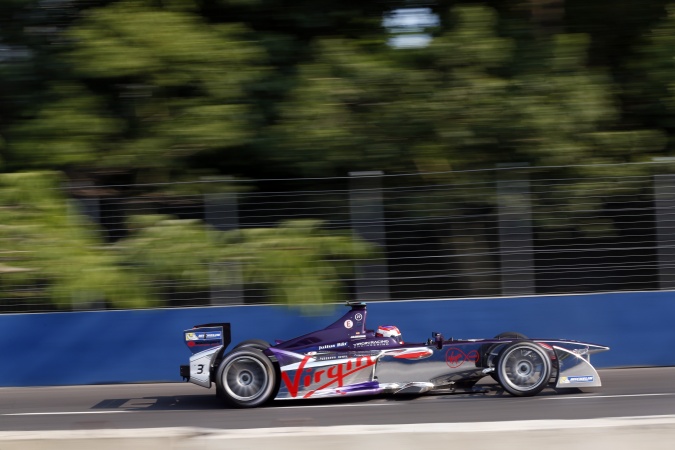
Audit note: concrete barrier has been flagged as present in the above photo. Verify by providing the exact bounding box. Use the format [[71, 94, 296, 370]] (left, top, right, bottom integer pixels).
[[1, 290, 674, 387]]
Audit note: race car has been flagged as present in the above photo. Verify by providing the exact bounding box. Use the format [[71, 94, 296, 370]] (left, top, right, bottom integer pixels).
[[180, 302, 609, 408]]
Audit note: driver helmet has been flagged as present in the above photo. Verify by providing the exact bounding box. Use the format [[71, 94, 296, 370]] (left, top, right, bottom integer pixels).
[[376, 325, 403, 343]]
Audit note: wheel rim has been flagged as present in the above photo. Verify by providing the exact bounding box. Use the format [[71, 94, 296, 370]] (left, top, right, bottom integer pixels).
[[223, 356, 269, 402], [500, 346, 547, 392]]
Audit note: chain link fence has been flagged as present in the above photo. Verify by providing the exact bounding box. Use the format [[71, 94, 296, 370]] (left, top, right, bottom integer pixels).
[[2, 163, 674, 313]]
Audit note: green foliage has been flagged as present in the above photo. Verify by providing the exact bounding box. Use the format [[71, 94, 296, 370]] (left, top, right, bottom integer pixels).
[[117, 215, 222, 289], [2, 0, 673, 181], [65, 0, 267, 169], [0, 171, 149, 310], [220, 220, 376, 306], [0, 178, 374, 309], [4, 0, 675, 309], [268, 6, 664, 191], [627, 5, 675, 132], [117, 216, 375, 306], [9, 83, 122, 168], [6, 0, 267, 176]]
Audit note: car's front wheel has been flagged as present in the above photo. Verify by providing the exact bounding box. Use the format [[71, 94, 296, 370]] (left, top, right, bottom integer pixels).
[[496, 341, 552, 397], [216, 348, 277, 408], [487, 332, 528, 382]]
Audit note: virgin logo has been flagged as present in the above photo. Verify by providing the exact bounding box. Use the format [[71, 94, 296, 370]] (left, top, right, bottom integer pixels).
[[281, 354, 376, 398], [445, 347, 479, 368]]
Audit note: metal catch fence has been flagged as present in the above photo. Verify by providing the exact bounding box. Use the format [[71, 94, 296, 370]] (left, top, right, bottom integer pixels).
[[1, 162, 674, 312]]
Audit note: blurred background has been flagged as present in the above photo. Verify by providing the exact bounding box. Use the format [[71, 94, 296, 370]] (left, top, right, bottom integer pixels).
[[3, 0, 675, 313]]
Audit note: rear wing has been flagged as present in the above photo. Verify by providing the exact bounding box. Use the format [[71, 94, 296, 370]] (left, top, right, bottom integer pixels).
[[183, 322, 231, 355]]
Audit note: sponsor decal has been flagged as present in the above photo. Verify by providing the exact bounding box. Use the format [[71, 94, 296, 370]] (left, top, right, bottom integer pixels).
[[185, 330, 222, 347], [350, 335, 366, 339], [353, 339, 390, 348], [199, 332, 221, 339], [187, 340, 220, 348], [393, 348, 434, 359], [445, 347, 479, 368], [354, 313, 363, 322], [281, 354, 377, 398], [187, 331, 221, 342], [344, 319, 353, 329], [319, 342, 348, 350], [570, 376, 594, 383], [316, 355, 340, 362], [560, 376, 594, 384]]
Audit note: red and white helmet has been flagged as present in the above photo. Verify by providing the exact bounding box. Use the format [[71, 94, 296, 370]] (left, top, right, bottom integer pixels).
[[376, 325, 402, 343]]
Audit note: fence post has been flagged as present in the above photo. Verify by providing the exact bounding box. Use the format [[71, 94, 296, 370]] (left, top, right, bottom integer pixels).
[[204, 180, 242, 305], [349, 171, 390, 302], [67, 182, 105, 310], [655, 173, 675, 290], [497, 164, 535, 296], [69, 191, 101, 228]]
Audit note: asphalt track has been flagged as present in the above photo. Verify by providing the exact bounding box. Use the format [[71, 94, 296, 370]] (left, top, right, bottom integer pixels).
[[1, 367, 674, 432]]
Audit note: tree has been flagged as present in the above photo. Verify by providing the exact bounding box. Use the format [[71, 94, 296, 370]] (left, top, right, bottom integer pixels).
[[267, 6, 665, 189], [626, 4, 675, 135], [116, 216, 376, 306], [220, 219, 376, 306], [0, 171, 149, 311], [6, 0, 267, 182]]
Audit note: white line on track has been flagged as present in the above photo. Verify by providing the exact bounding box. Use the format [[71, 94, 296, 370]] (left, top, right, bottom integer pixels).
[[3, 392, 673, 416], [2, 411, 132, 416], [275, 402, 390, 410], [1, 402, 390, 416], [538, 393, 675, 400]]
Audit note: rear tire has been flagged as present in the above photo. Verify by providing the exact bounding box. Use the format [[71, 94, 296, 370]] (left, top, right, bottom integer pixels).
[[495, 341, 552, 397], [216, 348, 277, 408], [233, 339, 271, 351]]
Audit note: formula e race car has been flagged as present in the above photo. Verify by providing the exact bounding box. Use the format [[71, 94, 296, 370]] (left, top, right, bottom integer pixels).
[[179, 302, 609, 408]]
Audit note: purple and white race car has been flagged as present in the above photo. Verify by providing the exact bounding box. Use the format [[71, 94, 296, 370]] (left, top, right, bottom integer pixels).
[[179, 302, 609, 408]]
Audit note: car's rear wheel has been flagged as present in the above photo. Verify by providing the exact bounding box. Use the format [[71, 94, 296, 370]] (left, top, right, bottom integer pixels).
[[233, 339, 271, 351], [216, 348, 277, 408], [496, 341, 552, 397]]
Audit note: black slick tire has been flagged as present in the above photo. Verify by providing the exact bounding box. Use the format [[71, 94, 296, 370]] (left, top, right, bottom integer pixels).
[[215, 348, 277, 408], [495, 341, 552, 397]]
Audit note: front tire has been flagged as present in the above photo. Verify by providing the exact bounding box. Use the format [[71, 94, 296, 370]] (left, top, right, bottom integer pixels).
[[486, 332, 528, 382], [216, 348, 277, 408], [496, 341, 551, 397]]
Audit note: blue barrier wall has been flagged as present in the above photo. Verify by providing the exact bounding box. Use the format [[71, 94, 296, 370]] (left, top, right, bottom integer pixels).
[[1, 291, 673, 387]]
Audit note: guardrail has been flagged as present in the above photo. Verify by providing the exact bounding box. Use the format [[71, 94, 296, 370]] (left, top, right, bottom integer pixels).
[[1, 291, 672, 387]]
